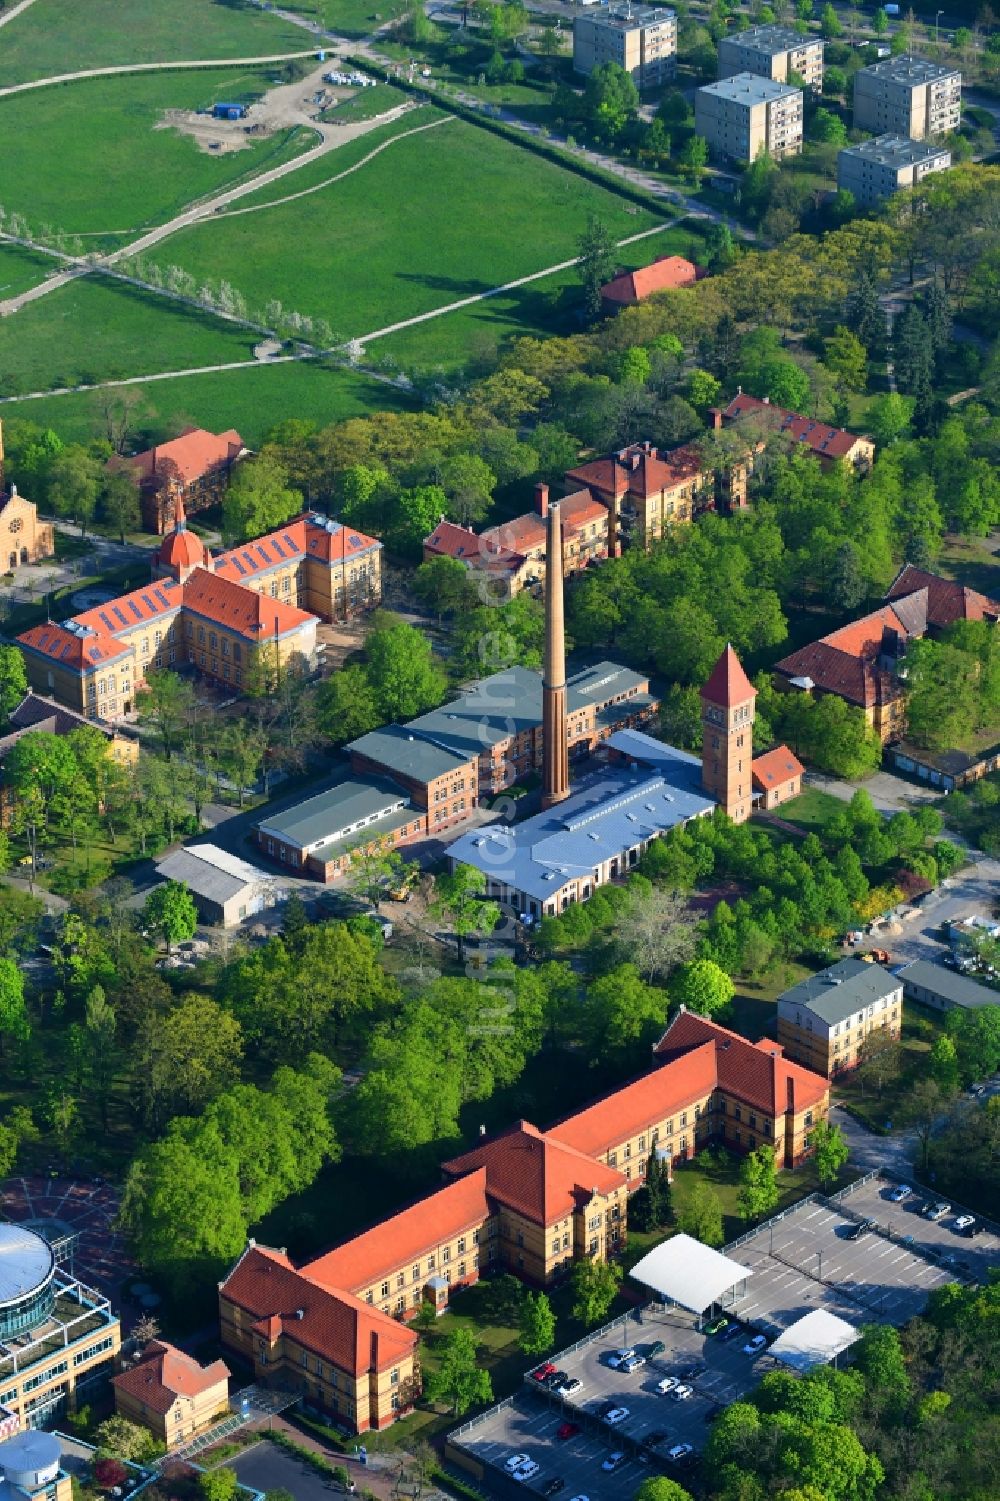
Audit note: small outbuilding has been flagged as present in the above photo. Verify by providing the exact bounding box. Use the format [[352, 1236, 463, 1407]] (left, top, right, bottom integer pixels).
[[628, 1233, 752, 1316], [112, 1341, 230, 1448], [154, 843, 284, 928]]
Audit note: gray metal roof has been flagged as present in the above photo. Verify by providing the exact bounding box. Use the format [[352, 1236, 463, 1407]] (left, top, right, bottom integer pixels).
[[723, 23, 820, 54], [404, 662, 652, 759], [0, 1225, 54, 1309], [778, 959, 901, 1025], [447, 760, 713, 901], [349, 724, 474, 782], [578, 4, 676, 33], [898, 959, 999, 1010], [699, 71, 801, 104], [860, 53, 960, 85], [156, 849, 258, 906], [256, 775, 408, 850], [839, 135, 951, 169], [309, 806, 414, 863]]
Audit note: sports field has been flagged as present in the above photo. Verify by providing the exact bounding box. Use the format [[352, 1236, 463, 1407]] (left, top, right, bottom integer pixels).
[[0, 276, 258, 395], [0, 360, 412, 447], [0, 0, 311, 86], [0, 68, 315, 238], [160, 113, 665, 346]]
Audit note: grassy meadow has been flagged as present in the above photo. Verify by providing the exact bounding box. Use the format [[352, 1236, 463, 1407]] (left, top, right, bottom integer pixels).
[[0, 0, 312, 86], [0, 68, 315, 237]]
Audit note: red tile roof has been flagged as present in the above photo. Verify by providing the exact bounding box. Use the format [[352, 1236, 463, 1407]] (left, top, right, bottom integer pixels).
[[601, 255, 699, 306], [886, 564, 1000, 628], [553, 1043, 719, 1159], [720, 395, 870, 461], [565, 443, 707, 503], [108, 427, 244, 488], [220, 1244, 416, 1376], [702, 644, 756, 709], [112, 1342, 229, 1415], [483, 490, 607, 558], [424, 520, 526, 576], [443, 1121, 627, 1224], [304, 1170, 490, 1295], [157, 497, 207, 572], [773, 605, 911, 707], [17, 622, 133, 670], [654, 1011, 829, 1116], [751, 745, 804, 790], [182, 566, 315, 642]]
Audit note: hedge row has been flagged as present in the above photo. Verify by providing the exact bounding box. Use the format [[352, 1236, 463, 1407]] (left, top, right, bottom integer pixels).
[[344, 57, 702, 232]]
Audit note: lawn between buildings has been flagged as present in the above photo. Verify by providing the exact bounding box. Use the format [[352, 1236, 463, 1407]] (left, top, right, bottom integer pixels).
[[0, 0, 311, 87], [0, 68, 316, 240], [156, 111, 666, 349]]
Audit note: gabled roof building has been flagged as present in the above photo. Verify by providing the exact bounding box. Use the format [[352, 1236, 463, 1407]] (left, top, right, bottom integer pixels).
[[107, 425, 246, 534], [112, 1342, 230, 1448], [600, 254, 700, 308]]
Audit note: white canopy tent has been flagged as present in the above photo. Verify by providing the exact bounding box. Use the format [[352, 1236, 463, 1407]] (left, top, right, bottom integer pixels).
[[629, 1233, 752, 1315], [768, 1309, 860, 1373]]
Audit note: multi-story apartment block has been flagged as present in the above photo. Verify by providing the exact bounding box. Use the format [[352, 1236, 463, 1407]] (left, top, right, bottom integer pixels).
[[0, 1225, 121, 1430], [106, 425, 247, 534], [777, 960, 903, 1077], [718, 25, 823, 91], [837, 134, 951, 206], [16, 502, 382, 720], [219, 1013, 829, 1431], [695, 73, 803, 162], [853, 55, 961, 139], [573, 5, 677, 91]]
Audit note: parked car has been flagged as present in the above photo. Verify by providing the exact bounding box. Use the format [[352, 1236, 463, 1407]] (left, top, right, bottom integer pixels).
[[607, 1348, 636, 1369], [595, 1400, 617, 1419], [680, 1364, 706, 1380], [743, 1334, 768, 1355], [620, 1354, 646, 1374], [555, 1377, 582, 1397], [512, 1459, 540, 1483], [542, 1480, 565, 1496], [504, 1454, 531, 1472], [531, 1363, 557, 1384], [953, 1214, 978, 1234], [720, 1323, 744, 1342], [845, 1219, 875, 1241], [886, 1184, 911, 1202], [656, 1376, 679, 1394], [543, 1370, 569, 1390], [604, 1407, 630, 1425], [643, 1430, 669, 1449], [667, 1443, 694, 1463], [925, 1202, 952, 1221], [602, 1452, 627, 1473], [704, 1316, 728, 1335], [672, 1384, 694, 1401], [556, 1422, 580, 1441], [645, 1340, 666, 1358]]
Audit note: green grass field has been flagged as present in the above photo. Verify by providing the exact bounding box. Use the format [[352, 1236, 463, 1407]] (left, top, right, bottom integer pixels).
[[295, 0, 404, 38], [0, 357, 413, 446], [160, 113, 665, 349], [0, 241, 59, 298], [374, 223, 702, 372], [0, 275, 257, 394], [0, 0, 312, 86], [0, 69, 315, 237]]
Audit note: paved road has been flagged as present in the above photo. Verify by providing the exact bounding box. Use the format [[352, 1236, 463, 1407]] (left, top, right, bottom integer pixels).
[[0, 49, 319, 100], [0, 0, 41, 29]]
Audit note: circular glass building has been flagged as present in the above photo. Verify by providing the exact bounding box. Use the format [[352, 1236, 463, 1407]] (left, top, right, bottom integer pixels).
[[0, 1226, 56, 1340]]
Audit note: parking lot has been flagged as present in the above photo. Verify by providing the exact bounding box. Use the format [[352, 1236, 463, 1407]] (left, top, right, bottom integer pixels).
[[451, 1175, 1000, 1497]]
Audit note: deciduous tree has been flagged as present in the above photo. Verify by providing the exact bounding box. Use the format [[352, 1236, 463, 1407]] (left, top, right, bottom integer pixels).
[[571, 1258, 622, 1326]]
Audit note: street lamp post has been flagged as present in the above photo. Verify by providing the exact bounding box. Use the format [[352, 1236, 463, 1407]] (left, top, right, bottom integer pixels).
[[936, 9, 944, 45]]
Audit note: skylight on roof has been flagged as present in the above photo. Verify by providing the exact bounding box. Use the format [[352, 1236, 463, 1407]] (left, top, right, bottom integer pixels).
[[98, 612, 115, 631], [128, 601, 143, 621], [112, 607, 128, 626], [153, 589, 170, 608]]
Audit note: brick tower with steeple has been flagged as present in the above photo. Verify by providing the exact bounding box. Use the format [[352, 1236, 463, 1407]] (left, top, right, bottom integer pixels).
[[701, 643, 756, 824]]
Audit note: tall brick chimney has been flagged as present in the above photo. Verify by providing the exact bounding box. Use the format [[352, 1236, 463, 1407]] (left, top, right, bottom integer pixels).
[[534, 481, 549, 519], [709, 407, 723, 432], [541, 500, 569, 810]]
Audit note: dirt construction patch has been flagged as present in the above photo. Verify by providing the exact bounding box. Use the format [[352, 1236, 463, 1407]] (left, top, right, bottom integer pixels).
[[158, 61, 352, 154]]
